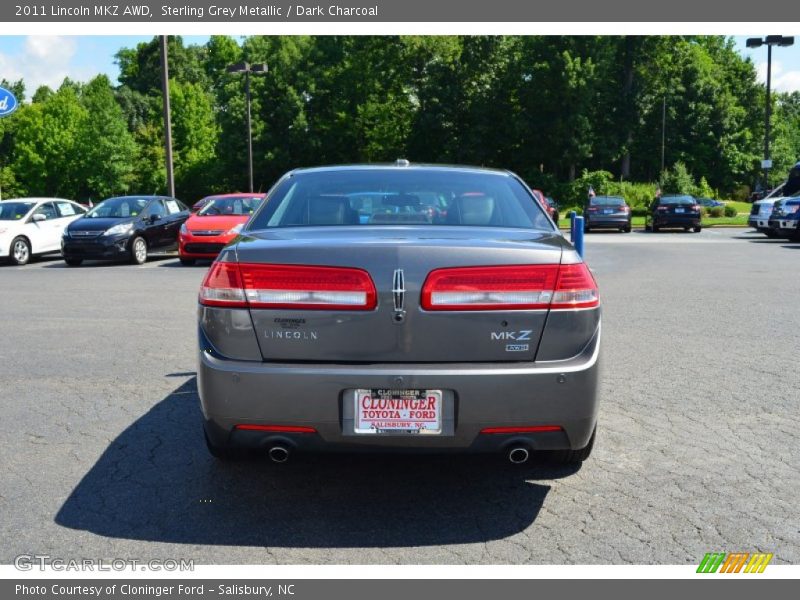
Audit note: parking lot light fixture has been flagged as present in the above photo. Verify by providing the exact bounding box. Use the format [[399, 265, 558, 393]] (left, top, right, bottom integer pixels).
[[746, 36, 795, 189], [226, 62, 269, 193]]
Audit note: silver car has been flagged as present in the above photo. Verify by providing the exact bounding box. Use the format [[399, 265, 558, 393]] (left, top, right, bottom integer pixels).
[[749, 198, 781, 236], [197, 163, 601, 465]]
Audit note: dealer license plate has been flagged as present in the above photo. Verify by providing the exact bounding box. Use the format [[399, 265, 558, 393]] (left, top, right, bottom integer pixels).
[[354, 389, 442, 434]]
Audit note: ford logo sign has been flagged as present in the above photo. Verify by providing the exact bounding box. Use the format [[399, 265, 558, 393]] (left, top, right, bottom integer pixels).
[[0, 87, 19, 118]]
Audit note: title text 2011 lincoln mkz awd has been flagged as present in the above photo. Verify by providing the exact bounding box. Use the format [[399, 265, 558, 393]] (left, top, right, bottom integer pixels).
[[197, 163, 601, 465]]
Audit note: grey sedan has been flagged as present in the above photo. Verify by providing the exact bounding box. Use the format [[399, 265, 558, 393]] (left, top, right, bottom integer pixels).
[[197, 163, 601, 465]]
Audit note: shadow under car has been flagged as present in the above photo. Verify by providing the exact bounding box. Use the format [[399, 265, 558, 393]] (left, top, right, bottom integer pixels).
[[55, 377, 577, 548]]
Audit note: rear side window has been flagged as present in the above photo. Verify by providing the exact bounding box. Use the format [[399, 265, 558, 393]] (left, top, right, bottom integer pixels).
[[248, 170, 552, 230], [56, 202, 83, 217], [165, 199, 183, 215]]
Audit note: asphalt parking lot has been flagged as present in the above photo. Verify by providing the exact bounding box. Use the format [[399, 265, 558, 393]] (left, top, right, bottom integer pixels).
[[1, 227, 798, 565]]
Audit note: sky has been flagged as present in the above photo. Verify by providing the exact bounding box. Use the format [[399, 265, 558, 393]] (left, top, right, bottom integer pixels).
[[0, 35, 799, 96], [0, 35, 212, 94]]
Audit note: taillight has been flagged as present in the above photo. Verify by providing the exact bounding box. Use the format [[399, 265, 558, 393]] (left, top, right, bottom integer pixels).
[[199, 262, 247, 307], [199, 263, 377, 310], [657, 205, 669, 211], [550, 263, 600, 309], [420, 263, 598, 311], [621, 206, 630, 213], [691, 204, 700, 211], [587, 207, 599, 212]]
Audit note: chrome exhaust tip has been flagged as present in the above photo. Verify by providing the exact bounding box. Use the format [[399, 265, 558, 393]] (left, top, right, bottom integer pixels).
[[268, 446, 290, 463], [508, 446, 530, 464]]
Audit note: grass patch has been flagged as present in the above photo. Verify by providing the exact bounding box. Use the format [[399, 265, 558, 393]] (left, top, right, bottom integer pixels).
[[724, 200, 752, 215]]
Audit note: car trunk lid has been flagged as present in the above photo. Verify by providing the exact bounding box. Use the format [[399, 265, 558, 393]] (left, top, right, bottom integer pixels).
[[233, 226, 565, 363]]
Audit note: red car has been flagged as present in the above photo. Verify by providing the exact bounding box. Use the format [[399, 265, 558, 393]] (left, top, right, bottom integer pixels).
[[531, 189, 559, 223], [179, 193, 265, 265]]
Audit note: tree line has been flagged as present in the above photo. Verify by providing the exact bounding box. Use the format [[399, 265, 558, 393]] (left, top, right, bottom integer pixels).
[[1, 35, 799, 204]]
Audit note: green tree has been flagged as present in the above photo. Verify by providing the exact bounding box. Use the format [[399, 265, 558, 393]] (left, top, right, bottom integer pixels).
[[170, 79, 219, 200], [116, 36, 209, 95], [659, 161, 696, 194], [10, 82, 88, 198], [76, 75, 138, 199]]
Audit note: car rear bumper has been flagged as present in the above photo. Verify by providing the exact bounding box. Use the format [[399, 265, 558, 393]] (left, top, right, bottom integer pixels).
[[652, 215, 701, 227], [586, 216, 630, 228], [199, 324, 601, 454]]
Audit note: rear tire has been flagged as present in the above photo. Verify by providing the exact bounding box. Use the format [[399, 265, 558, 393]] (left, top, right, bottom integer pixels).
[[693, 225, 702, 233], [179, 257, 196, 266], [623, 224, 632, 233], [766, 230, 779, 238], [548, 427, 595, 465], [10, 237, 31, 266], [64, 257, 83, 267], [652, 224, 659, 232], [204, 428, 247, 461], [130, 236, 147, 265]]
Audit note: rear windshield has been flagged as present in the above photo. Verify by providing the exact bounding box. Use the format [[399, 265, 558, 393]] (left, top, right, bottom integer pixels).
[[86, 197, 149, 219], [0, 202, 34, 220], [660, 195, 695, 205], [199, 196, 263, 216], [590, 197, 625, 206], [248, 170, 552, 230]]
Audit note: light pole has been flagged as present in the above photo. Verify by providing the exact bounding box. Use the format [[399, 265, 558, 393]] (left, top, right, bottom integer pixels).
[[746, 35, 794, 191], [159, 35, 175, 198], [226, 62, 268, 193], [661, 95, 666, 173]]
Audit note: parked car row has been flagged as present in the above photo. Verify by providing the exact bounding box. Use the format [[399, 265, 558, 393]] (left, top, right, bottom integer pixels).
[[581, 194, 701, 234], [0, 193, 266, 266]]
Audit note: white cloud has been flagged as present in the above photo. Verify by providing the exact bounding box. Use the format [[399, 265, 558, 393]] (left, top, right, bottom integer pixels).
[[756, 60, 800, 93], [0, 36, 95, 98]]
